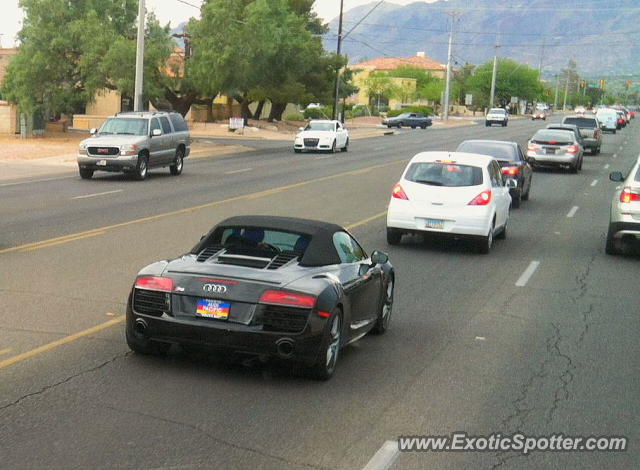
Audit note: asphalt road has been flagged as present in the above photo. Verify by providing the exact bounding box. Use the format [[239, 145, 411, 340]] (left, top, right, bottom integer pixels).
[[1, 117, 638, 470]]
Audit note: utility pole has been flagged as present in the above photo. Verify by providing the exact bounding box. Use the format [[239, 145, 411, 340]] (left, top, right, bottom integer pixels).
[[134, 0, 146, 112], [562, 72, 570, 111], [443, 11, 459, 122], [332, 0, 344, 121], [537, 39, 546, 78], [553, 73, 560, 109], [489, 35, 499, 109]]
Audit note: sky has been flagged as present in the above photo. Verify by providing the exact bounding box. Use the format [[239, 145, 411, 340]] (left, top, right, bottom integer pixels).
[[0, 0, 432, 47]]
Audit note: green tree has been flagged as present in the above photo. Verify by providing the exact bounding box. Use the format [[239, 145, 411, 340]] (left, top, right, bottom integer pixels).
[[362, 72, 401, 110]]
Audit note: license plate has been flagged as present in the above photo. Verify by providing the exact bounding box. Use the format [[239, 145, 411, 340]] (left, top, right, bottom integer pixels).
[[196, 299, 231, 320], [96, 160, 107, 166], [424, 218, 445, 230], [545, 148, 556, 154]]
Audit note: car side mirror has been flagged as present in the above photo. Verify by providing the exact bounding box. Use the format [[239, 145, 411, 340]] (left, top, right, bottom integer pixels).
[[152, 128, 162, 137], [505, 178, 518, 189], [609, 171, 625, 182], [371, 250, 389, 265], [90, 128, 97, 135]]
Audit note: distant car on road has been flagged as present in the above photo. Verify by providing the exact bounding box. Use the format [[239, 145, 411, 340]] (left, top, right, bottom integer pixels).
[[294, 120, 349, 153], [77, 111, 191, 180], [574, 106, 587, 114], [456, 140, 533, 208], [485, 108, 509, 127], [562, 115, 602, 155], [607, 162, 640, 255], [596, 108, 618, 134], [532, 109, 547, 120], [382, 112, 432, 129], [527, 129, 583, 173], [126, 215, 395, 380], [386, 151, 514, 253]]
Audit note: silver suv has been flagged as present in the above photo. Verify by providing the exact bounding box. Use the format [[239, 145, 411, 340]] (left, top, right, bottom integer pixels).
[[607, 159, 640, 255], [77, 111, 191, 180]]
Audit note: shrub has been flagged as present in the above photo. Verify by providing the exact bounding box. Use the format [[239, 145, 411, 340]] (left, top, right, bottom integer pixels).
[[386, 106, 434, 118], [284, 112, 304, 121], [303, 106, 331, 120]]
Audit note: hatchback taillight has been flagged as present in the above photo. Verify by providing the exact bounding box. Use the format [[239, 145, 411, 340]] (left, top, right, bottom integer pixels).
[[620, 188, 640, 203], [468, 190, 492, 206], [392, 183, 409, 200]]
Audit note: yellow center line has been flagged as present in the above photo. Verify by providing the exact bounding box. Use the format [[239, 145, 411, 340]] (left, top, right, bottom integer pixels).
[[0, 348, 13, 356], [0, 159, 407, 256], [0, 208, 390, 370], [0, 317, 125, 370]]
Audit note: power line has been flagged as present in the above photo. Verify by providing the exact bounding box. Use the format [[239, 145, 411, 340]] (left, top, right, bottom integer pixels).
[[174, 0, 201, 9]]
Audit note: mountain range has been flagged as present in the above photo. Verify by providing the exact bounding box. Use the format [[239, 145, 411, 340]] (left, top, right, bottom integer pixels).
[[325, 0, 640, 77]]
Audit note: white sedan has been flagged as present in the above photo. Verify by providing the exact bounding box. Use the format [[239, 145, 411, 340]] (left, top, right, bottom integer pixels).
[[294, 120, 349, 153], [386, 151, 515, 253]]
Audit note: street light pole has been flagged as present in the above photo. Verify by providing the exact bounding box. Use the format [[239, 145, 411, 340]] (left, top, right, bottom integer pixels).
[[553, 73, 560, 109], [489, 35, 499, 108], [442, 11, 458, 122], [563, 72, 570, 111], [332, 0, 344, 121], [134, 0, 146, 112]]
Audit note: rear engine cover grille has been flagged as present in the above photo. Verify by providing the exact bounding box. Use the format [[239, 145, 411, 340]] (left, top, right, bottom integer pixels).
[[267, 252, 299, 270], [88, 147, 120, 156], [303, 138, 319, 147], [133, 289, 168, 317], [262, 306, 309, 333], [196, 244, 224, 262]]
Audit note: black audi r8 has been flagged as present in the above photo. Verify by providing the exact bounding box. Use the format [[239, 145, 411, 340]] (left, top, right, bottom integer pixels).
[[126, 216, 395, 380]]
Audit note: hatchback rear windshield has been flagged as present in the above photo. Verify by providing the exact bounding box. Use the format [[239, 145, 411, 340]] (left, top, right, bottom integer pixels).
[[457, 142, 516, 161], [532, 130, 574, 144], [564, 117, 598, 128], [405, 162, 483, 187], [99, 118, 148, 136]]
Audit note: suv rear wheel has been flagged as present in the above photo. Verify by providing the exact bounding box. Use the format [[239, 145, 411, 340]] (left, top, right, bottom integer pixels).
[[170, 148, 184, 175]]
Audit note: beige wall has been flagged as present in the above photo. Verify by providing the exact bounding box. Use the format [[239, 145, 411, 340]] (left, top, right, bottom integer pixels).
[[86, 89, 122, 116], [0, 102, 18, 134]]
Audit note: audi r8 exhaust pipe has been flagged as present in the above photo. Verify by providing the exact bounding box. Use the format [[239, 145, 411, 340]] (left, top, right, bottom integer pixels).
[[276, 338, 295, 359]]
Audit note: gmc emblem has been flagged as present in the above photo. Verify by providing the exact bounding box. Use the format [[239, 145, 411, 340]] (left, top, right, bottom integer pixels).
[[97, 148, 109, 154]]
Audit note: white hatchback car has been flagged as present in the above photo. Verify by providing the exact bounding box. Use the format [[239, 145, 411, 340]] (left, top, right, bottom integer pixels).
[[386, 151, 514, 253], [294, 120, 349, 153]]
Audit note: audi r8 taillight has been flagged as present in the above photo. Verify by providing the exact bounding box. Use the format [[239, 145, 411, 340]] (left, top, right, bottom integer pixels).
[[135, 276, 174, 292], [259, 290, 317, 308]]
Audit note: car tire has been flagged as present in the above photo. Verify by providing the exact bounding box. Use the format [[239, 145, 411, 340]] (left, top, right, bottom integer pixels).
[[79, 168, 94, 179], [371, 276, 394, 335], [308, 310, 342, 381], [511, 192, 521, 209], [522, 181, 531, 201], [135, 154, 149, 180], [126, 318, 170, 356], [605, 225, 618, 255], [476, 224, 494, 254], [485, 122, 490, 127], [386, 227, 402, 245], [342, 138, 349, 152], [502, 122, 507, 127], [411, 126, 416, 129], [421, 124, 427, 129], [613, 129, 617, 134], [170, 148, 184, 175], [331, 141, 337, 153], [569, 164, 578, 174], [496, 218, 507, 240], [387, 124, 393, 128]]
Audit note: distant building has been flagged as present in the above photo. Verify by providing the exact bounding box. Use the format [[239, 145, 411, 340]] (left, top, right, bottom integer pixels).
[[347, 52, 446, 110]]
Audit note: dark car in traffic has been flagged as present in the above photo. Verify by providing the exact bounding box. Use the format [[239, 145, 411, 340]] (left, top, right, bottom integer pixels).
[[456, 140, 533, 208], [126, 216, 395, 380], [562, 115, 602, 155], [383, 112, 432, 129]]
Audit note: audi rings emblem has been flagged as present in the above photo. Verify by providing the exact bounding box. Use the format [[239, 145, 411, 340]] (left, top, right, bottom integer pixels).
[[202, 284, 227, 294]]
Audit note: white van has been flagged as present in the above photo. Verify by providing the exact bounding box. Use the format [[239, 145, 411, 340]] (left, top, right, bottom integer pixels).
[[596, 109, 619, 134]]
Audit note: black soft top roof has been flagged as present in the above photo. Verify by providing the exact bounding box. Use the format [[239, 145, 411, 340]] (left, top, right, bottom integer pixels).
[[193, 215, 346, 266]]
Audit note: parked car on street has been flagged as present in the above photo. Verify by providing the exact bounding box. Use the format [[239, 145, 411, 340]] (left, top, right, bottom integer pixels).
[[294, 120, 349, 153], [456, 140, 533, 208], [607, 160, 640, 255], [485, 108, 509, 127], [77, 111, 191, 180], [527, 129, 583, 173], [382, 112, 432, 129], [386, 151, 514, 253], [561, 115, 603, 154], [126, 215, 395, 380]]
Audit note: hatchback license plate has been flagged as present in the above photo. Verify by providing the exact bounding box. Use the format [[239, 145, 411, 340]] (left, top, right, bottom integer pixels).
[[545, 148, 556, 154], [196, 299, 231, 320], [424, 218, 445, 230]]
